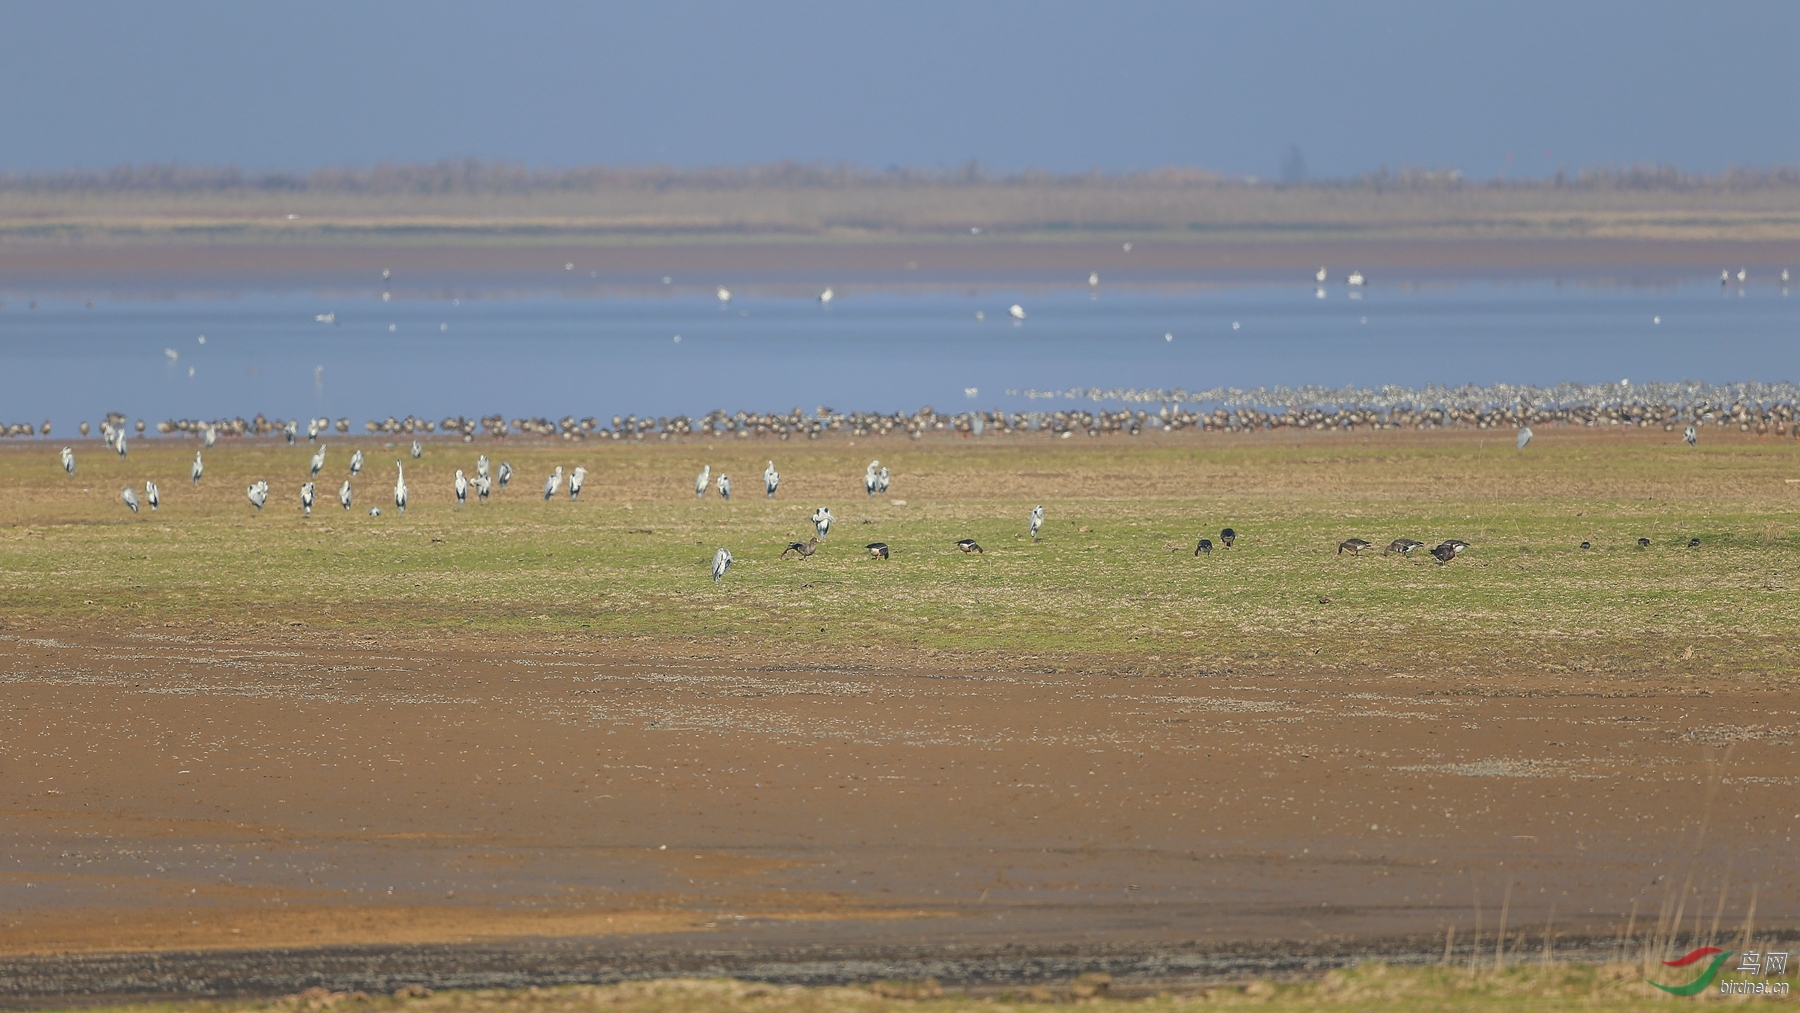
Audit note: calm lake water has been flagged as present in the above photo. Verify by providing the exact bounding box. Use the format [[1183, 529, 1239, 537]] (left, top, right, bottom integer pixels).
[[1, 278, 1795, 431]]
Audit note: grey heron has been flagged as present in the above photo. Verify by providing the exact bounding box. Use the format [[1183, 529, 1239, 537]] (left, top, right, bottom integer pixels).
[[498, 461, 513, 487], [301, 481, 315, 515], [310, 445, 327, 477], [711, 547, 733, 583], [145, 480, 159, 511], [1517, 427, 1533, 450], [1029, 505, 1043, 541], [1339, 538, 1373, 556], [204, 425, 216, 449], [569, 466, 586, 500], [1194, 538, 1212, 555], [476, 473, 490, 503], [717, 473, 731, 500], [191, 451, 203, 485], [781, 538, 818, 558], [876, 467, 890, 494], [1386, 538, 1424, 556], [764, 460, 779, 498], [307, 418, 320, 441], [477, 454, 490, 480], [811, 506, 833, 540], [695, 465, 711, 498], [284, 420, 297, 445], [955, 538, 984, 554], [543, 466, 562, 501], [1221, 527, 1237, 548], [60, 446, 74, 476], [865, 542, 890, 559], [865, 461, 879, 497], [411, 440, 422, 459], [247, 482, 268, 510], [394, 462, 408, 514], [115, 432, 127, 458], [350, 449, 364, 476], [121, 487, 139, 513], [454, 470, 468, 506], [339, 480, 353, 511], [1684, 425, 1698, 447]]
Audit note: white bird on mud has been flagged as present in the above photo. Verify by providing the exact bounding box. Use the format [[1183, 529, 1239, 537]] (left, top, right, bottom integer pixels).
[[145, 480, 159, 511], [812, 506, 834, 540], [191, 451, 203, 485], [60, 446, 74, 476], [569, 465, 587, 500], [350, 449, 364, 476], [717, 473, 731, 500], [695, 464, 711, 498], [300, 481, 315, 515], [339, 480, 353, 511], [543, 466, 563, 501], [876, 466, 890, 494], [711, 547, 733, 583], [411, 440, 422, 459], [764, 460, 779, 498], [121, 487, 139, 513], [393, 462, 408, 514], [454, 470, 468, 506], [498, 461, 513, 488], [310, 444, 327, 478], [477, 454, 490, 481], [1684, 425, 1698, 447], [203, 425, 217, 449], [1030, 504, 1044, 540], [1516, 427, 1533, 450], [476, 473, 491, 503], [247, 481, 268, 510]]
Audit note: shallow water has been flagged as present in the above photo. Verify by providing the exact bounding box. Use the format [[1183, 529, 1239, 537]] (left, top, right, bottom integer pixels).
[[1, 278, 1795, 431]]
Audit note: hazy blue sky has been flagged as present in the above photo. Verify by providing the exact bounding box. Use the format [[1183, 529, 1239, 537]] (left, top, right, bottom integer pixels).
[[1, 1, 1794, 179]]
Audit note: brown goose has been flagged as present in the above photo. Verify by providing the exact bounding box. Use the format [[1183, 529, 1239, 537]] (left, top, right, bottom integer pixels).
[[1431, 542, 1458, 564], [781, 538, 819, 559], [1338, 538, 1373, 556], [1385, 538, 1424, 556]]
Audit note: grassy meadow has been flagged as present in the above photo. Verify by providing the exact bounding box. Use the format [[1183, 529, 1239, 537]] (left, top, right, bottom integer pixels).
[[2, 428, 1796, 677]]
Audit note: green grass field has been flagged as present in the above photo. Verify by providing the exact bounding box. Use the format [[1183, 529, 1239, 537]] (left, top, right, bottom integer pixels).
[[4, 429, 1796, 677]]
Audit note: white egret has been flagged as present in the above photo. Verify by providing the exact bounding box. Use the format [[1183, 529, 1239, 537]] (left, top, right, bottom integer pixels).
[[394, 462, 408, 514], [411, 440, 422, 459], [711, 547, 733, 583], [569, 466, 587, 500], [1009, 304, 1026, 320], [121, 487, 139, 513], [350, 449, 364, 476], [717, 473, 731, 500], [301, 481, 315, 515], [1516, 427, 1533, 450], [454, 470, 468, 506], [543, 466, 563, 501], [60, 446, 74, 476], [764, 460, 779, 498], [191, 451, 203, 485], [310, 445, 326, 478], [145, 480, 159, 511], [339, 480, 353, 511], [695, 464, 711, 498], [811, 506, 834, 540], [1030, 504, 1043, 540], [1347, 271, 1366, 286]]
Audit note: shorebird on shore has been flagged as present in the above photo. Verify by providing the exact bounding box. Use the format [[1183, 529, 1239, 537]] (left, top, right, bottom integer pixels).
[[764, 460, 779, 498], [1386, 538, 1424, 556], [1030, 505, 1044, 541], [865, 542, 890, 559], [955, 538, 984, 554], [121, 487, 139, 513], [1338, 538, 1373, 556], [812, 506, 834, 540], [301, 481, 314, 515], [454, 470, 468, 506], [781, 538, 818, 559], [711, 547, 733, 583], [393, 462, 408, 514], [145, 481, 158, 511]]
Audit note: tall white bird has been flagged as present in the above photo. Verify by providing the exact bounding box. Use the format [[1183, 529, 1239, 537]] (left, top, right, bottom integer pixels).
[[60, 446, 74, 476], [121, 487, 139, 513], [717, 473, 731, 500], [695, 464, 711, 498], [542, 466, 562, 501], [393, 462, 408, 514], [1030, 504, 1044, 541], [1315, 266, 1329, 284], [1684, 425, 1698, 447], [865, 461, 879, 497], [310, 444, 327, 478], [717, 286, 732, 303], [411, 440, 422, 459], [350, 449, 364, 476], [498, 461, 513, 488], [145, 480, 159, 511], [203, 425, 217, 449], [339, 480, 353, 511], [284, 420, 297, 444], [1516, 427, 1533, 450], [247, 482, 268, 510], [307, 418, 320, 441], [301, 481, 315, 515], [819, 287, 834, 305], [454, 470, 469, 506], [569, 466, 587, 500], [764, 460, 779, 498], [1009, 304, 1026, 320], [811, 506, 833, 540], [191, 451, 203, 485], [115, 432, 128, 458], [876, 466, 890, 494], [477, 454, 490, 480], [476, 473, 491, 503], [711, 547, 733, 583]]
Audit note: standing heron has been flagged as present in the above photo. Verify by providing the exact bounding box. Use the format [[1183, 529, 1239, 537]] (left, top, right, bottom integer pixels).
[[543, 466, 563, 501], [145, 480, 159, 511], [284, 420, 297, 445], [477, 454, 490, 481], [1029, 505, 1044, 541], [394, 462, 408, 515], [1684, 425, 1698, 447], [811, 506, 834, 540], [307, 418, 320, 441], [1517, 427, 1533, 450], [115, 432, 128, 458], [498, 461, 513, 488], [339, 480, 353, 511], [569, 466, 587, 500], [764, 460, 779, 498], [121, 487, 139, 513], [204, 425, 216, 449], [717, 473, 731, 500], [411, 440, 422, 459], [865, 461, 879, 497], [310, 444, 327, 478], [191, 451, 203, 486], [60, 446, 75, 476], [454, 470, 469, 506], [711, 547, 733, 583], [695, 465, 711, 498], [876, 467, 890, 494], [247, 482, 268, 510], [350, 449, 364, 476], [300, 481, 315, 515], [476, 473, 490, 503]]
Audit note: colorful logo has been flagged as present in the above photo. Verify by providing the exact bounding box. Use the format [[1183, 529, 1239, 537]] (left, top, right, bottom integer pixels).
[[1649, 947, 1735, 996]]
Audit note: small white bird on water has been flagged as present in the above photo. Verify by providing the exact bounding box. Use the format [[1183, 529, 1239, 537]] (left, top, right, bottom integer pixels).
[[764, 460, 779, 498], [1684, 425, 1698, 447], [1516, 427, 1533, 450], [1315, 266, 1329, 284], [1009, 304, 1026, 320], [145, 480, 159, 511], [819, 287, 833, 305], [301, 481, 315, 515], [454, 470, 468, 506], [393, 462, 408, 514], [60, 446, 74, 476], [310, 444, 327, 478], [339, 480, 353, 511], [121, 487, 139, 513], [812, 506, 834, 540], [711, 547, 733, 584], [717, 286, 732, 304], [1030, 504, 1044, 540], [1347, 270, 1366, 287], [717, 473, 731, 500], [543, 466, 563, 501], [191, 451, 203, 485], [350, 449, 364, 476], [569, 466, 587, 500], [695, 464, 711, 498]]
